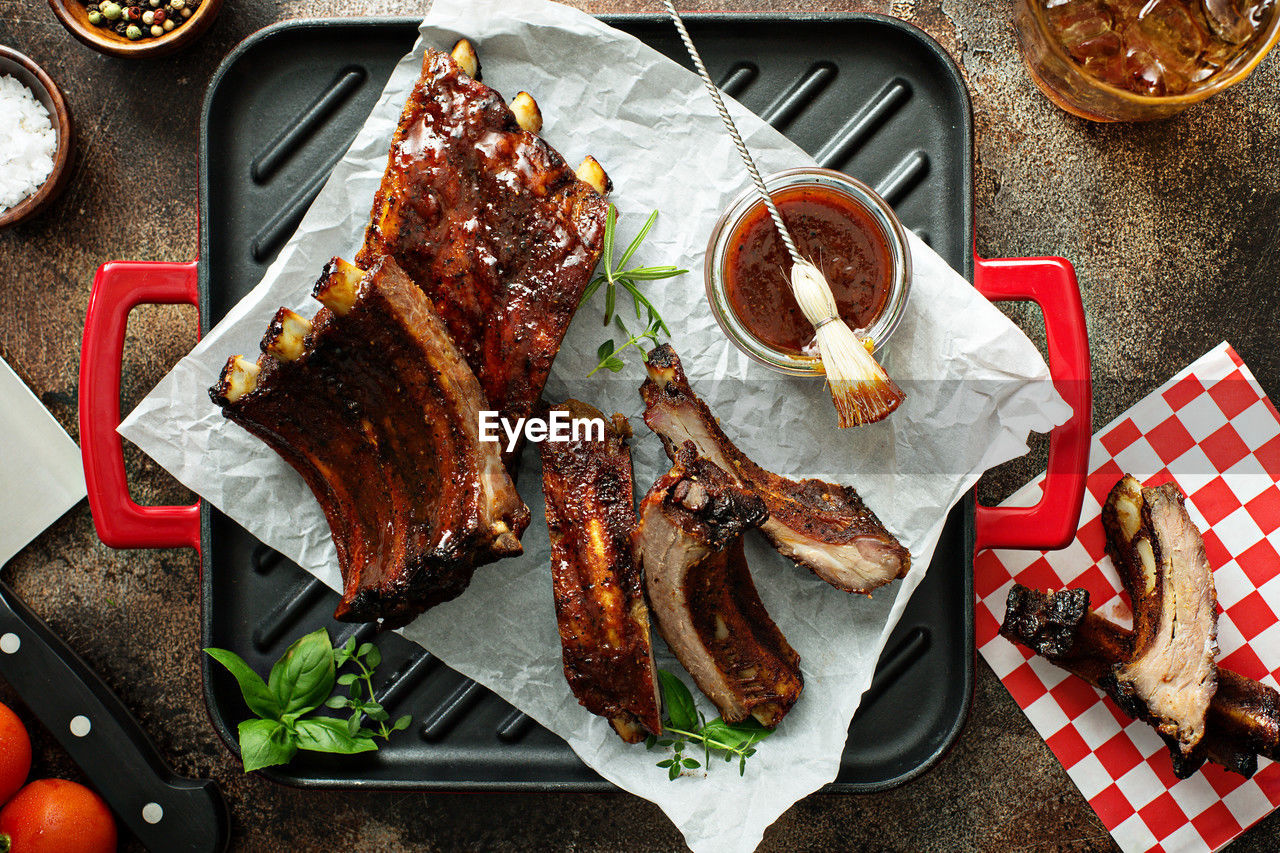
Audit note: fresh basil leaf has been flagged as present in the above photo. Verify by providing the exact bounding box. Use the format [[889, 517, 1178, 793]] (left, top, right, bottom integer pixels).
[[657, 670, 697, 731], [268, 628, 335, 717], [205, 648, 282, 721], [237, 718, 296, 772], [294, 717, 378, 755]]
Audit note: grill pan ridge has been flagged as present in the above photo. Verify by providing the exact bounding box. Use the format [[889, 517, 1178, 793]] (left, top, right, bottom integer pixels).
[[199, 14, 976, 792]]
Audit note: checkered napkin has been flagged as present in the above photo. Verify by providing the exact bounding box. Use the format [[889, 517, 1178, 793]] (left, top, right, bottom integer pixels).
[[976, 342, 1280, 853]]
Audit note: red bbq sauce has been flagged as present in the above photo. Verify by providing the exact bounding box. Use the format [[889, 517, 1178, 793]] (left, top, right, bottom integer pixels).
[[724, 186, 892, 356]]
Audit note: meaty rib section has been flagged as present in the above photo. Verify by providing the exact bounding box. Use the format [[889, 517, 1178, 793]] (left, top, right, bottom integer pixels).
[[640, 344, 909, 594], [539, 399, 661, 743], [635, 444, 803, 726], [1103, 476, 1218, 756], [1001, 584, 1278, 778], [357, 47, 609, 450], [210, 256, 529, 627]]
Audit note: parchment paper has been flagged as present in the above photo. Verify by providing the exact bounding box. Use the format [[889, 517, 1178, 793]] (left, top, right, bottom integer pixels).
[[119, 2, 1072, 850]]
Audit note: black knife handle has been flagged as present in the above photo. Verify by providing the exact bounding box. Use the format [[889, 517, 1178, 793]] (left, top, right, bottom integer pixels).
[[0, 582, 228, 853]]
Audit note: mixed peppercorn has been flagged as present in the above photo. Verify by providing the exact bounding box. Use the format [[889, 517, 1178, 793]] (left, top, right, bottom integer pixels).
[[82, 0, 202, 41]]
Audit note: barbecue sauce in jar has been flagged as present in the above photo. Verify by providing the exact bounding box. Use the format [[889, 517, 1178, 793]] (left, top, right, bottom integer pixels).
[[723, 185, 893, 356]]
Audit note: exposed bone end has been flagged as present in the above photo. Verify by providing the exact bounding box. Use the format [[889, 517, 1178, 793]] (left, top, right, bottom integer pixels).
[[510, 91, 543, 134], [575, 156, 611, 195], [262, 307, 313, 362], [313, 256, 362, 316], [751, 702, 786, 728], [213, 355, 261, 405], [450, 37, 480, 79]]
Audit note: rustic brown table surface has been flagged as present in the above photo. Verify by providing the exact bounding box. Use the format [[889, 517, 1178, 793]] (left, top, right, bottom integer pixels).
[[1, 0, 1278, 850]]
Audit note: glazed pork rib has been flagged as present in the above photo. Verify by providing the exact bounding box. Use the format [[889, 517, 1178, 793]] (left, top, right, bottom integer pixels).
[[357, 43, 610, 460], [640, 344, 910, 594], [210, 256, 530, 627], [538, 399, 662, 743], [635, 443, 803, 727], [1001, 584, 1278, 778], [1102, 476, 1219, 756]]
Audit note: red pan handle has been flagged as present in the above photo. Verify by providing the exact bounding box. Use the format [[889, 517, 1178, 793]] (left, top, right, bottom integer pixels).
[[79, 261, 202, 553], [972, 254, 1091, 552]]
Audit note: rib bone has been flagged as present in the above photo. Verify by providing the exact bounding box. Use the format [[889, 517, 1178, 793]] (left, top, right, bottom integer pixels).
[[539, 399, 661, 742], [1001, 584, 1276, 778], [510, 92, 542, 133], [450, 37, 479, 78], [1103, 476, 1218, 756], [640, 344, 909, 594], [635, 443, 803, 726], [262, 308, 312, 361], [211, 255, 529, 627]]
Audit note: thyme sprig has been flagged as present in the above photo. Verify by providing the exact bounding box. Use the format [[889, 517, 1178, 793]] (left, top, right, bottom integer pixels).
[[646, 670, 774, 779], [580, 206, 685, 376], [325, 636, 413, 741]]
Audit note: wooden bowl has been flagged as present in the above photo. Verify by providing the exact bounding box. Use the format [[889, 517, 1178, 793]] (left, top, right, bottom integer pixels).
[[0, 47, 73, 228], [47, 0, 222, 59]]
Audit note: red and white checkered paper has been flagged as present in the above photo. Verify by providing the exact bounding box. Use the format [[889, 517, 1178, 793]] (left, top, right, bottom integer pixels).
[[977, 342, 1280, 853]]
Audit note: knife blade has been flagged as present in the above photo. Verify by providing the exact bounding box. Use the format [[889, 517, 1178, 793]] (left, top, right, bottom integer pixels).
[[0, 358, 228, 852]]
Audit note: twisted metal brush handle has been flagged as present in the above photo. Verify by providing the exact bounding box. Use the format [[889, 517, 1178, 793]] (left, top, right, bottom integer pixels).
[[662, 0, 802, 266]]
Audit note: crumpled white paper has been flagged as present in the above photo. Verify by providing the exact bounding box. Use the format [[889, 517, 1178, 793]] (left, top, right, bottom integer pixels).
[[119, 1, 1072, 850]]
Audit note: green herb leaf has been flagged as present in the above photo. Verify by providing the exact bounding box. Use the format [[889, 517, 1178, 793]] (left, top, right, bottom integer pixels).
[[583, 206, 683, 376], [294, 717, 378, 755], [657, 670, 697, 732], [237, 718, 296, 773], [268, 628, 336, 717], [205, 648, 282, 721], [324, 695, 349, 710], [392, 715, 413, 733], [337, 673, 358, 687]]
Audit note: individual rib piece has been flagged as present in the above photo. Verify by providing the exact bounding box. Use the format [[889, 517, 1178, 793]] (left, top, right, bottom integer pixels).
[[210, 256, 530, 628], [635, 443, 803, 726], [356, 45, 609, 461], [538, 399, 661, 743], [1102, 476, 1219, 756], [1001, 584, 1277, 778], [640, 344, 910, 593]]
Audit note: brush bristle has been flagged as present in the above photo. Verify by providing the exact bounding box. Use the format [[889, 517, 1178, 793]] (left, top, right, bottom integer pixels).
[[791, 259, 904, 427]]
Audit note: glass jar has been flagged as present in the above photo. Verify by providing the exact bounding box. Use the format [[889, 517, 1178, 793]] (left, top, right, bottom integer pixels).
[[1015, 0, 1280, 122], [704, 168, 912, 377]]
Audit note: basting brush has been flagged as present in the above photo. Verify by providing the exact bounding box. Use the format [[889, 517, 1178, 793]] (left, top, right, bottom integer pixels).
[[661, 0, 905, 427]]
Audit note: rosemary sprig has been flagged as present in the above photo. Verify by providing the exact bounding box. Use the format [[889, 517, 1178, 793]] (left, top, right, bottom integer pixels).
[[645, 669, 774, 779], [580, 205, 685, 375]]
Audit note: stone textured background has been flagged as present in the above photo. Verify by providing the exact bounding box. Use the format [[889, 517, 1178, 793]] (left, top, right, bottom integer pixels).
[[0, 0, 1277, 849]]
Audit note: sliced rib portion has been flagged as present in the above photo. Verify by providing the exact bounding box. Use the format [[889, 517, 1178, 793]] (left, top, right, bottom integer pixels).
[[635, 444, 803, 726], [211, 256, 530, 627], [357, 46, 609, 458], [1001, 584, 1276, 778], [1103, 477, 1219, 756], [539, 399, 661, 743], [640, 344, 909, 593]]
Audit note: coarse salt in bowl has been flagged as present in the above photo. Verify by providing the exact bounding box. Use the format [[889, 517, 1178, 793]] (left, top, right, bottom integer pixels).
[[0, 46, 73, 227], [0, 74, 57, 213]]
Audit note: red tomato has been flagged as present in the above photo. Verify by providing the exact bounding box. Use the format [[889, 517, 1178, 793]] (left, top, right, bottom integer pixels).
[[0, 703, 31, 805], [0, 779, 117, 853]]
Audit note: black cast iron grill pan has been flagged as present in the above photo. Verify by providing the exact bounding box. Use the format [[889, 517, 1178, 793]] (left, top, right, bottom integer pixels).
[[78, 14, 1091, 792]]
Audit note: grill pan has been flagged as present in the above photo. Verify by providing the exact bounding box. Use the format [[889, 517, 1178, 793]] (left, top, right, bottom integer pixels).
[[79, 14, 1091, 792]]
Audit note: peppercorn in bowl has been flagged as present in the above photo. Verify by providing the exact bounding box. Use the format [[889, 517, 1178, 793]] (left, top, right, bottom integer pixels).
[[48, 0, 222, 58]]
